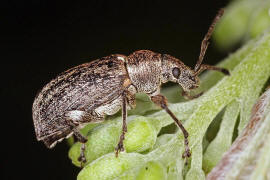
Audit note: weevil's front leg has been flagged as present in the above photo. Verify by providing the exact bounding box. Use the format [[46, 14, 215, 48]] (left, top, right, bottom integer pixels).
[[151, 94, 191, 160], [115, 92, 128, 157]]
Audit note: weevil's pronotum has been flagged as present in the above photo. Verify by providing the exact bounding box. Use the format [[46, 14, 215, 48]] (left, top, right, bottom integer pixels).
[[32, 9, 229, 163]]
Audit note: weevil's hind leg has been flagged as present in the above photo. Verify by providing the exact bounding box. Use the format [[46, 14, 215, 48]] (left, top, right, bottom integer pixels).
[[115, 92, 128, 157], [65, 110, 103, 166], [151, 94, 191, 164], [73, 129, 88, 166]]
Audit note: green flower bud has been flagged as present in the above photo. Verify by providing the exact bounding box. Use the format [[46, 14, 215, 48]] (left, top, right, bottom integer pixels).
[[213, 0, 257, 50], [77, 153, 145, 180], [135, 161, 167, 180], [69, 116, 158, 167], [124, 117, 158, 152], [248, 3, 270, 38], [69, 120, 121, 166]]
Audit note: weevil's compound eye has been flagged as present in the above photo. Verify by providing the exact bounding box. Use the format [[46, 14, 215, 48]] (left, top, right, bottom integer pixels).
[[172, 67, 180, 79]]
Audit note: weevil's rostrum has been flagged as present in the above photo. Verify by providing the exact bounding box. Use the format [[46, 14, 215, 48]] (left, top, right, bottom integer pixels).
[[32, 9, 228, 163]]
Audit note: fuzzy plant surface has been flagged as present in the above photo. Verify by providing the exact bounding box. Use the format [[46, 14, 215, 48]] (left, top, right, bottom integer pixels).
[[67, 30, 270, 179], [207, 84, 270, 179], [67, 2, 270, 179]]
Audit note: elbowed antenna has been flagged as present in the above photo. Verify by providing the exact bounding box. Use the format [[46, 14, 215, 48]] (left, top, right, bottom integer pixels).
[[194, 9, 225, 74]]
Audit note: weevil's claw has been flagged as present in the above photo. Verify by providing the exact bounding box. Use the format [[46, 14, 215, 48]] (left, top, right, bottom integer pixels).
[[182, 147, 191, 166], [115, 141, 125, 157], [115, 148, 120, 158], [115, 132, 126, 157], [182, 149, 191, 159], [78, 154, 87, 163], [78, 155, 87, 168], [78, 157, 86, 168], [221, 68, 230, 76]]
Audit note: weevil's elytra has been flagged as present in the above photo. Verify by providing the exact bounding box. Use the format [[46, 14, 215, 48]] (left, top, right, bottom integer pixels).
[[32, 9, 229, 164], [33, 55, 129, 145]]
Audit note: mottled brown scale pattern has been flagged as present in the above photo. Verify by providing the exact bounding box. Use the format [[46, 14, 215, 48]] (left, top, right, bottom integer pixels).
[[33, 55, 128, 143]]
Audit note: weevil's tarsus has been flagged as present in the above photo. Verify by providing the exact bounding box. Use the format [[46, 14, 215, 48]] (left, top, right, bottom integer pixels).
[[115, 92, 128, 157], [78, 143, 86, 167], [151, 94, 191, 163], [194, 9, 225, 72]]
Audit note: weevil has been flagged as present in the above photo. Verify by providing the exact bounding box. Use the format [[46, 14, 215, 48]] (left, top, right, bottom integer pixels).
[[32, 9, 229, 164]]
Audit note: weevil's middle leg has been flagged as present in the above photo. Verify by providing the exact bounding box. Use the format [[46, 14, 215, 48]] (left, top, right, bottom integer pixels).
[[151, 94, 191, 162], [115, 92, 128, 157]]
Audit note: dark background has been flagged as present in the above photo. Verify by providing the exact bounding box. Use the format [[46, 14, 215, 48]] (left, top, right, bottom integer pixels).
[[3, 0, 229, 179]]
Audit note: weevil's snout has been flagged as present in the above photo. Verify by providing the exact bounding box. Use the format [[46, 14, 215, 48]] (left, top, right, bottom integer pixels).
[[178, 70, 200, 92]]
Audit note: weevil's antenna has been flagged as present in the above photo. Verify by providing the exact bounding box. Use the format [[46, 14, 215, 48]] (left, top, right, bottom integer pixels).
[[194, 9, 224, 72]]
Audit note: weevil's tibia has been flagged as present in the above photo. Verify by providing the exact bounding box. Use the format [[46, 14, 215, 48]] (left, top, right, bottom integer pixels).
[[115, 91, 128, 157], [151, 94, 191, 162]]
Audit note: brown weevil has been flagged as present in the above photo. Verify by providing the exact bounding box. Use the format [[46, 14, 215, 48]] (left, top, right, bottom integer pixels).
[[32, 9, 229, 164]]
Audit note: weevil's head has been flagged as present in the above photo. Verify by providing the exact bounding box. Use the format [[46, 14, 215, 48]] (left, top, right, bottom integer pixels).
[[161, 54, 199, 92]]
